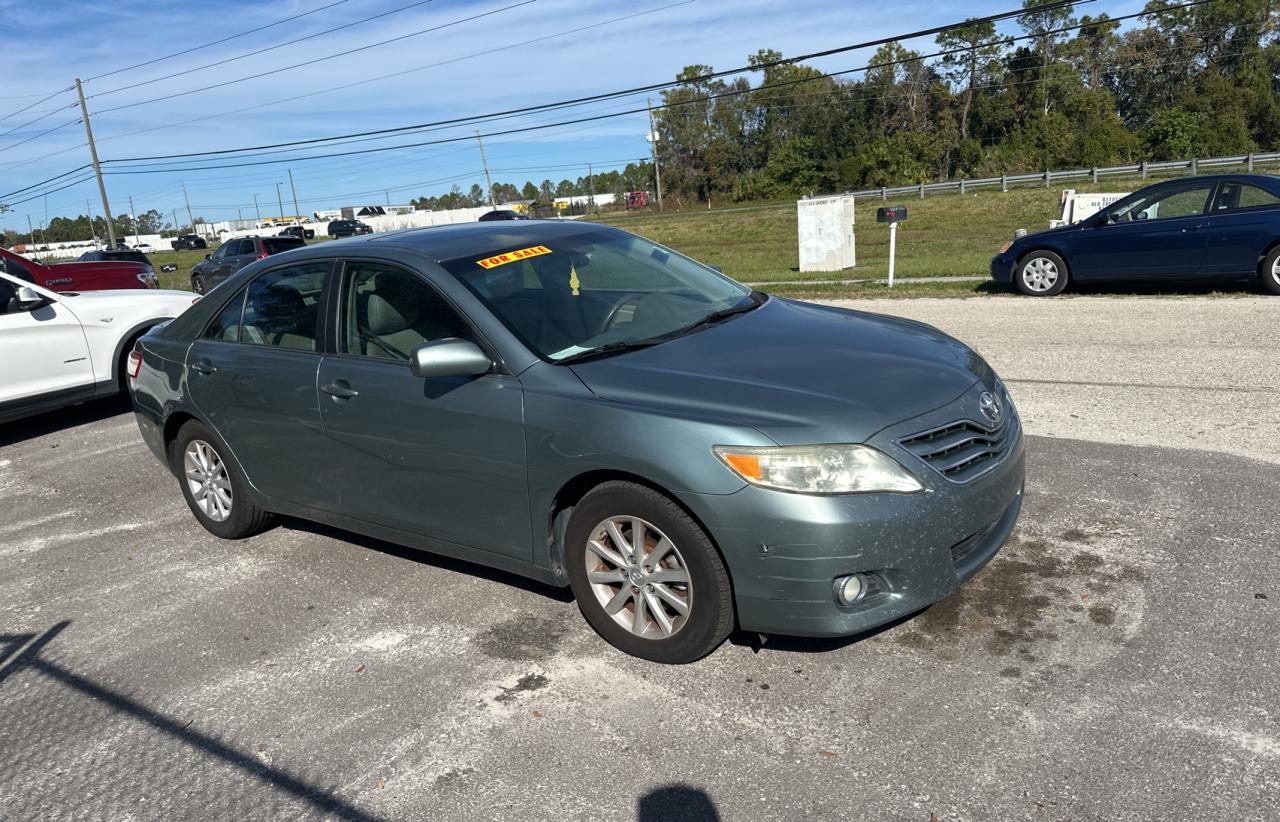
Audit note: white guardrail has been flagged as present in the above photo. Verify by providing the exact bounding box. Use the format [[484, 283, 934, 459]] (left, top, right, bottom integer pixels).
[[842, 152, 1280, 201]]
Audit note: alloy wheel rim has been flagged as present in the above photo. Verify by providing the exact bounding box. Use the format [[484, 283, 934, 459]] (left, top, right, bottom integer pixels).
[[584, 516, 692, 639], [1272, 256, 1280, 284], [1023, 257, 1059, 292], [184, 439, 232, 522]]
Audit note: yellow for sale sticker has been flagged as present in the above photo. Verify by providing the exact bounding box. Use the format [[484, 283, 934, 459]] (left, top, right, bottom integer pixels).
[[476, 245, 552, 269]]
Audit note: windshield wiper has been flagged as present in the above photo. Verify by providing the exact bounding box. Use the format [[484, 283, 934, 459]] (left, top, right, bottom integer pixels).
[[554, 340, 661, 365], [676, 290, 767, 336]]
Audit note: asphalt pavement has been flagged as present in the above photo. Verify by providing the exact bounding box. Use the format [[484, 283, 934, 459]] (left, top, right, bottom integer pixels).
[[1, 295, 1276, 821]]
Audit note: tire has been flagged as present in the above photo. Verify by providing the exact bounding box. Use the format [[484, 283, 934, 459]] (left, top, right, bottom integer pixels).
[[1262, 246, 1280, 296], [564, 481, 733, 664], [191, 274, 205, 295], [1015, 249, 1069, 296], [173, 420, 273, 539]]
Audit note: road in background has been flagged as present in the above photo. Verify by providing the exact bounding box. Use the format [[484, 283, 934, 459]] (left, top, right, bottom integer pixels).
[[1, 296, 1276, 821]]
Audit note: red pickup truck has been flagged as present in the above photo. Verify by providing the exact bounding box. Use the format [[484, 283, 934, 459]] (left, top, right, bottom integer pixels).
[[0, 246, 157, 291]]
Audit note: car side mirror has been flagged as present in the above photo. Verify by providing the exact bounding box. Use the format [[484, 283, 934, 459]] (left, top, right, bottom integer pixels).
[[409, 338, 491, 379], [204, 254, 212, 260], [1134, 211, 1149, 221], [16, 286, 48, 311]]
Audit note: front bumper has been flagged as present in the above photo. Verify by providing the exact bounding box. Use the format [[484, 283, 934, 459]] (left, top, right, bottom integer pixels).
[[990, 252, 1016, 282], [679, 384, 1026, 638]]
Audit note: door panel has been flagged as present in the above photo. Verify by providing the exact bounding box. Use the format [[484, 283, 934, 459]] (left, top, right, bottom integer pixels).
[[316, 259, 531, 560], [1204, 182, 1280, 276], [185, 262, 336, 510], [0, 289, 93, 403], [318, 359, 530, 559], [1072, 184, 1213, 279]]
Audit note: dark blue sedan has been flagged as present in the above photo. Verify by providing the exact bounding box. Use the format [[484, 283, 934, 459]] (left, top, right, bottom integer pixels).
[[991, 173, 1280, 296]]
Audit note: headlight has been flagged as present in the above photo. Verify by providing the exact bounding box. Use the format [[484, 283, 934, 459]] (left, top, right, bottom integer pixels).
[[713, 444, 923, 495], [997, 241, 1013, 254]]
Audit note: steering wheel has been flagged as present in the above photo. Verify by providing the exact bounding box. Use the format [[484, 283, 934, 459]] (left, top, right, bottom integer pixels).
[[596, 295, 637, 335]]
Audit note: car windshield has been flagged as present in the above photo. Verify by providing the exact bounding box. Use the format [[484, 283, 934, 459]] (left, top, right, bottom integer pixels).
[[443, 227, 756, 362]]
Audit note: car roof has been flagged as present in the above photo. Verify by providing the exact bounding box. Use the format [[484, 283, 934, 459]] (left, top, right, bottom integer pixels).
[[312, 219, 612, 263], [1142, 172, 1280, 191]]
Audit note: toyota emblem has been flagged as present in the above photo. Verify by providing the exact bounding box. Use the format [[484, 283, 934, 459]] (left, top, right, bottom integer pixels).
[[979, 391, 1003, 425]]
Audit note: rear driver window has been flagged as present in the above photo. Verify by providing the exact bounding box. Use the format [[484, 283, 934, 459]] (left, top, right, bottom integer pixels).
[[239, 263, 327, 351], [203, 288, 248, 341]]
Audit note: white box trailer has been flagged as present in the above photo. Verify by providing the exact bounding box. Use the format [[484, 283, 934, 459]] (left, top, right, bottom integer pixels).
[[797, 195, 856, 273], [1050, 189, 1130, 227]]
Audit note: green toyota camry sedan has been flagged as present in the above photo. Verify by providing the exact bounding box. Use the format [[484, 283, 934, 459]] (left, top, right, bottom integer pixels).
[[129, 220, 1024, 663]]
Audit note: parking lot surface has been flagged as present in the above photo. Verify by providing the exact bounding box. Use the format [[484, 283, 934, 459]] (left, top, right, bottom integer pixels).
[[1, 296, 1276, 821]]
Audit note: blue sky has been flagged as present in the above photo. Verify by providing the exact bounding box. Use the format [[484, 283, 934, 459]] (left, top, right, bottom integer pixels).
[[0, 0, 1145, 231]]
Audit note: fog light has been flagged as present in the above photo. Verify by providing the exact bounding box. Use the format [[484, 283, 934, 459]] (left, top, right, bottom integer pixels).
[[833, 574, 867, 606]]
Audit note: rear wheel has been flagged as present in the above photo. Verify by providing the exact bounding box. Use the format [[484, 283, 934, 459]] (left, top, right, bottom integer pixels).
[[1015, 250, 1069, 296], [564, 481, 733, 664], [173, 420, 273, 539], [1262, 246, 1280, 296]]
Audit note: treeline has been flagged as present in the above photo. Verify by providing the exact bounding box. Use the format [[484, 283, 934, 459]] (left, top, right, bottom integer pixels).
[[3, 209, 171, 247], [652, 0, 1280, 202], [409, 162, 653, 211]]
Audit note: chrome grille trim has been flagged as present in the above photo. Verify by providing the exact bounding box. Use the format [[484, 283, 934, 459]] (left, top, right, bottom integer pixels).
[[897, 416, 1016, 484]]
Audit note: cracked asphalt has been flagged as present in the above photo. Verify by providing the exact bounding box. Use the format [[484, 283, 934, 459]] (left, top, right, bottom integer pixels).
[[1, 295, 1277, 821]]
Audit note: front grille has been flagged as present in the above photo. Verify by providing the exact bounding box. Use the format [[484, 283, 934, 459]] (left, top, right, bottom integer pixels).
[[898, 417, 1014, 483]]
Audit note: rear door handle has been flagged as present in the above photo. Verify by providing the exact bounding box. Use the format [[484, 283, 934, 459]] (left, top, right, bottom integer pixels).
[[191, 359, 216, 375], [322, 382, 359, 399]]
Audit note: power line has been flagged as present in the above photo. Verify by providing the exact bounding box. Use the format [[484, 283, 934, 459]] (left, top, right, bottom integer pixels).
[[89, 0, 437, 99], [90, 0, 539, 115], [0, 86, 74, 126], [0, 165, 94, 202], [84, 0, 355, 82], [86, 0, 694, 149], [103, 0, 1093, 163]]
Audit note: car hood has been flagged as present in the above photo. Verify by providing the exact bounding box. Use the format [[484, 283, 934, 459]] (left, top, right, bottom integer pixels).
[[62, 289, 197, 322], [569, 297, 991, 444]]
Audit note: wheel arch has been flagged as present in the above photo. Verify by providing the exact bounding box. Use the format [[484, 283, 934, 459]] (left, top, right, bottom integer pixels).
[[1257, 238, 1280, 277], [546, 470, 737, 604], [111, 319, 172, 388], [1015, 245, 1072, 276]]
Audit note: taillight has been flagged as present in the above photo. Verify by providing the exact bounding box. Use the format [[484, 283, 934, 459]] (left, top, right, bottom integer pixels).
[[127, 350, 144, 379]]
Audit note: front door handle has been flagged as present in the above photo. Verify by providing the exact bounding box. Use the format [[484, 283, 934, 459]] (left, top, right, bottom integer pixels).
[[191, 359, 216, 375], [322, 382, 359, 399]]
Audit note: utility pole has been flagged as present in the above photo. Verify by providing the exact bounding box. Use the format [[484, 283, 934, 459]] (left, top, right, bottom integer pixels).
[[237, 208, 243, 226], [275, 182, 285, 220], [587, 163, 595, 211], [476, 131, 496, 208], [181, 182, 196, 239], [129, 195, 140, 247], [385, 189, 391, 207], [173, 208, 180, 237], [287, 168, 300, 222], [647, 98, 664, 211], [86, 199, 99, 247], [75, 78, 116, 248], [26, 215, 36, 260], [253, 194, 261, 223]]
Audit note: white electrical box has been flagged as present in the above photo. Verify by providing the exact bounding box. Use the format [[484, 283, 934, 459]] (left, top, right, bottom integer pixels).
[[797, 195, 856, 273]]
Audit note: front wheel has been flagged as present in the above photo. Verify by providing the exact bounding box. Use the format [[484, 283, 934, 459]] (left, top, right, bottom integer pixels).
[[173, 420, 273, 539], [1015, 250, 1069, 296], [1261, 246, 1280, 296], [564, 481, 734, 664]]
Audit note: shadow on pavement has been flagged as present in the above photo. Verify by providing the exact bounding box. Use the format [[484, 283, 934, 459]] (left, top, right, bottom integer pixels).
[[281, 517, 576, 603], [638, 784, 721, 822], [727, 609, 921, 655], [0, 621, 387, 821], [0, 395, 132, 447]]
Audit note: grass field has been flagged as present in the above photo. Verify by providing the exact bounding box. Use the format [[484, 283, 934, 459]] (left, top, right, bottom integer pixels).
[[589, 174, 1269, 298]]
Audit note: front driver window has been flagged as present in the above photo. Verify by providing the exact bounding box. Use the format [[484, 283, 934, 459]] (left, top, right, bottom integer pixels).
[[1111, 185, 1212, 223], [340, 262, 471, 361]]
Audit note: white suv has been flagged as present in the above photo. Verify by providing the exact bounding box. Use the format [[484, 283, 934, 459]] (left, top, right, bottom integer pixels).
[[0, 271, 197, 424]]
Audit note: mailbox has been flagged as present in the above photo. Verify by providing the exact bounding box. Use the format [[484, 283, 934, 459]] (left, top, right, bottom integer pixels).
[[876, 205, 908, 223]]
